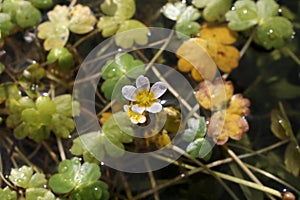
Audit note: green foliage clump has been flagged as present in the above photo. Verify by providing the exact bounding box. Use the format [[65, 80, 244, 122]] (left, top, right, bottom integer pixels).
[[225, 0, 294, 49], [0, 0, 42, 37], [47, 47, 74, 70], [9, 166, 56, 200], [97, 0, 149, 48], [162, 2, 201, 38], [183, 117, 212, 160], [49, 157, 109, 200], [5, 94, 80, 142], [37, 4, 96, 50], [71, 112, 133, 162], [0, 187, 16, 200], [101, 53, 144, 100]]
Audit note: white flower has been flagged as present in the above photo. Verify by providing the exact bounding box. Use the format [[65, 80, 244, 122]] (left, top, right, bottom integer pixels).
[[122, 75, 167, 114], [124, 105, 146, 124]]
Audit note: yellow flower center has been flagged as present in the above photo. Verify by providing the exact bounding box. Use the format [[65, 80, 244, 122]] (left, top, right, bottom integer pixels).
[[135, 89, 157, 107]]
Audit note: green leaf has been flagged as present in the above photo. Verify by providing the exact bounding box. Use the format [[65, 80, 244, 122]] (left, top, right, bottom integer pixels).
[[70, 132, 105, 161], [26, 188, 55, 200], [48, 5, 69, 23], [97, 16, 120, 37], [71, 181, 109, 200], [162, 2, 186, 21], [101, 77, 120, 100], [183, 117, 206, 141], [115, 20, 150, 48], [50, 114, 74, 138], [0, 187, 17, 200], [225, 0, 258, 31], [71, 112, 133, 160], [113, 0, 135, 19], [36, 96, 56, 115], [186, 138, 212, 160], [256, 0, 279, 20], [175, 21, 200, 38], [0, 13, 15, 37], [284, 142, 300, 177], [19, 64, 46, 81], [68, 5, 96, 34], [9, 166, 33, 188], [202, 0, 232, 22], [102, 112, 134, 143], [29, 0, 53, 9], [270, 109, 292, 140], [255, 16, 293, 49], [101, 53, 144, 99], [15, 1, 42, 28], [28, 173, 47, 188], [101, 0, 118, 16], [37, 22, 69, 51], [49, 157, 101, 194], [54, 94, 80, 117], [47, 47, 74, 70]]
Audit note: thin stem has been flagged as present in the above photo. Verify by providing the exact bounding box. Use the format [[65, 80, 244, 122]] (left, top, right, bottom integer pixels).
[[282, 46, 300, 67], [171, 145, 239, 200], [42, 141, 60, 164], [224, 145, 276, 200], [69, 0, 77, 8], [145, 161, 160, 200], [212, 171, 282, 198], [245, 163, 300, 195], [119, 172, 133, 200], [239, 28, 257, 59], [145, 31, 174, 72], [56, 137, 66, 161], [73, 29, 100, 48]]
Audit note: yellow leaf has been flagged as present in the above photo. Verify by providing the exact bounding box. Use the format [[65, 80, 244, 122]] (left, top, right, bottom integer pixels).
[[200, 23, 238, 45], [99, 112, 113, 124], [176, 38, 217, 81]]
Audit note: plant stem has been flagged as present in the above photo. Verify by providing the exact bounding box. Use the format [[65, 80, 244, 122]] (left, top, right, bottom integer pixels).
[[42, 141, 60, 164], [145, 160, 160, 200], [145, 31, 174, 72], [171, 145, 239, 200], [245, 163, 300, 195], [282, 46, 300, 67], [224, 145, 276, 200], [239, 28, 256, 59], [73, 29, 100, 48], [56, 137, 66, 161]]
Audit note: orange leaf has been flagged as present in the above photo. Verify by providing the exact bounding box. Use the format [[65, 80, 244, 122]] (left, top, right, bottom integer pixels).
[[200, 23, 238, 45]]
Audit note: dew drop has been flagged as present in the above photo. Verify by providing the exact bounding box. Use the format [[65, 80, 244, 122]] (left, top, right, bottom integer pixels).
[[278, 8, 282, 13], [147, 32, 152, 37], [93, 187, 102, 198], [180, 173, 185, 177], [118, 48, 123, 52], [231, 6, 236, 11], [100, 162, 105, 166]]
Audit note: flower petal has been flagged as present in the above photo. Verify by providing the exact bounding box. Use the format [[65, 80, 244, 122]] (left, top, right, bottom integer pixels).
[[136, 75, 150, 90], [132, 104, 145, 114], [138, 115, 147, 123], [122, 85, 137, 101], [150, 82, 167, 98], [146, 102, 162, 113], [123, 105, 129, 112], [130, 118, 139, 124]]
